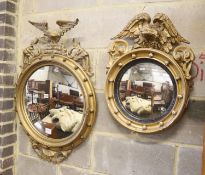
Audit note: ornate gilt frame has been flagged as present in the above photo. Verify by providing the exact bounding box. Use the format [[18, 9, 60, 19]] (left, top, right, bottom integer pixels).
[[105, 13, 194, 133], [16, 19, 96, 163]]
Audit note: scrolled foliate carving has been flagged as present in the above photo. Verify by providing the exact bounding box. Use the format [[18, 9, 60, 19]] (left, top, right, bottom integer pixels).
[[173, 46, 195, 80], [22, 19, 93, 77], [108, 13, 194, 80], [69, 39, 94, 77], [112, 13, 189, 53], [107, 39, 128, 73], [23, 43, 42, 68], [106, 12, 195, 134], [17, 19, 96, 163], [31, 139, 72, 163]]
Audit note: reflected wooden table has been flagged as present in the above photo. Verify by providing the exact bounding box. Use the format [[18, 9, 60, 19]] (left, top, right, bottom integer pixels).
[[34, 121, 58, 139], [34, 121, 72, 139]]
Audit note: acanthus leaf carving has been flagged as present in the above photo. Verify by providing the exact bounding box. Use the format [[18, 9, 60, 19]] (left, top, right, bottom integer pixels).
[[22, 19, 93, 77], [107, 39, 128, 73], [20, 19, 95, 163], [23, 43, 42, 68], [173, 45, 195, 80], [31, 139, 72, 163], [111, 13, 189, 53], [68, 39, 94, 77], [108, 13, 195, 80]]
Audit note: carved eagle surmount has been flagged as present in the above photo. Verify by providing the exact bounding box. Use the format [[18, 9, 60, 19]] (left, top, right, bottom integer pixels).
[[112, 13, 189, 53], [29, 19, 79, 43]]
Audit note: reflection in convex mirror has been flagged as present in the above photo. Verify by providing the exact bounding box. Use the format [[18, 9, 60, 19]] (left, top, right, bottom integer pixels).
[[116, 60, 176, 123], [106, 13, 195, 133], [25, 65, 84, 139]]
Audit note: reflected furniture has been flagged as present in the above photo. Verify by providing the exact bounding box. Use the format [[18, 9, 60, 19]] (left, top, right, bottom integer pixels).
[[105, 12, 195, 133], [16, 19, 96, 163]]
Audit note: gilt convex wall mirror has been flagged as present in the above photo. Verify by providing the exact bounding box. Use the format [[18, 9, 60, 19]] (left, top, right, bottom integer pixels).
[[16, 19, 96, 163], [105, 13, 195, 133]]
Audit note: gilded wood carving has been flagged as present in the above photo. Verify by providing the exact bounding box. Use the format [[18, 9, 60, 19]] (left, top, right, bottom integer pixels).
[[23, 19, 93, 77], [105, 13, 194, 133], [16, 19, 96, 163]]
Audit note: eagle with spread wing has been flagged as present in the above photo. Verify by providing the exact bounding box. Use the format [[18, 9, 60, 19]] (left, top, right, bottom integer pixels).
[[29, 19, 79, 43], [112, 13, 189, 53]]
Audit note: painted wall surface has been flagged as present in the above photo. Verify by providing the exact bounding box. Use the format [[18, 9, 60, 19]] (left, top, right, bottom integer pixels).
[[16, 1, 205, 175]]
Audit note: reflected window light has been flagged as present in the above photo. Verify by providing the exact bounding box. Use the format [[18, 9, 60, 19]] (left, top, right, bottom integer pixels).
[[53, 67, 59, 73], [152, 68, 158, 72], [139, 67, 145, 70], [152, 72, 160, 75]]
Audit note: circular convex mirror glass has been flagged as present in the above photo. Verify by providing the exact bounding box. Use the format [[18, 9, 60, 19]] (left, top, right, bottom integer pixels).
[[115, 59, 177, 123], [25, 65, 84, 139]]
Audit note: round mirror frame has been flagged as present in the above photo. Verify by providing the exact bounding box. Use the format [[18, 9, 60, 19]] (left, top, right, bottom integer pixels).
[[105, 13, 195, 133], [16, 19, 96, 163], [105, 48, 188, 133], [17, 54, 96, 162]]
